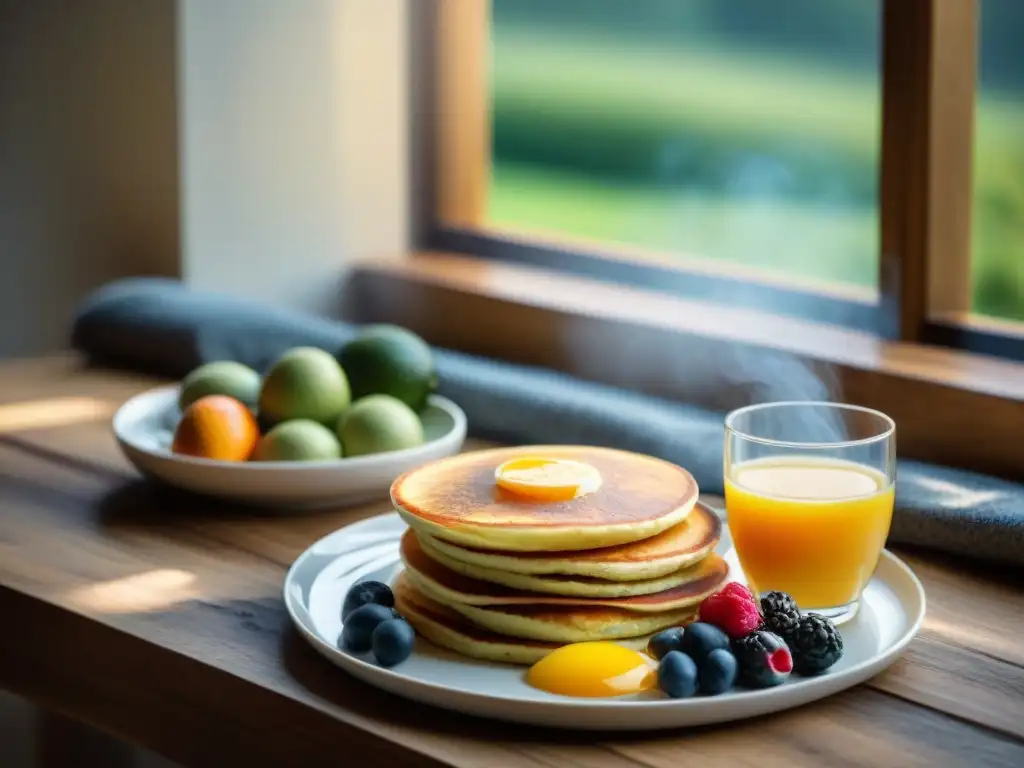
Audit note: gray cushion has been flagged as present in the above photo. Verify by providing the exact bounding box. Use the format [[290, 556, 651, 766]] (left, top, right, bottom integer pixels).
[[73, 278, 1024, 565]]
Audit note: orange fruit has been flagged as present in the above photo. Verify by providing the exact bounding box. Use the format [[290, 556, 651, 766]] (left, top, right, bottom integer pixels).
[[171, 395, 259, 461]]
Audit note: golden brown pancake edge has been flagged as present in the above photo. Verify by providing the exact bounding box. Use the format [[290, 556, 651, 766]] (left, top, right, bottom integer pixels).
[[428, 501, 722, 565], [391, 445, 699, 530], [400, 530, 729, 610]]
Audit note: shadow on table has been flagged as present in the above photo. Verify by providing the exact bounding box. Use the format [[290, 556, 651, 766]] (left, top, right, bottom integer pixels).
[[96, 479, 333, 525]]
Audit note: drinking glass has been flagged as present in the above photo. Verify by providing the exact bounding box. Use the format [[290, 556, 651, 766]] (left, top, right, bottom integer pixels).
[[724, 402, 896, 623]]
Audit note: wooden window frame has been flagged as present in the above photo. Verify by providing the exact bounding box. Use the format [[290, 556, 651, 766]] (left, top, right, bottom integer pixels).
[[369, 0, 1024, 477], [424, 0, 1024, 360]]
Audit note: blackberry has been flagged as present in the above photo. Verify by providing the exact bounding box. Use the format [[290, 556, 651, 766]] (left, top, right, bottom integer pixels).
[[731, 630, 793, 688], [788, 614, 844, 676], [760, 591, 801, 640]]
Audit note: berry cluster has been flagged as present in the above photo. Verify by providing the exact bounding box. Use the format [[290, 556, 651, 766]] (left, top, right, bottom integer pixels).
[[648, 622, 737, 698], [757, 590, 844, 678], [652, 582, 844, 697], [340, 580, 416, 667]]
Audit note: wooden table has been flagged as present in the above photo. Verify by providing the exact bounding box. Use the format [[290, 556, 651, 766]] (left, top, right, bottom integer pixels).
[[0, 356, 1022, 768]]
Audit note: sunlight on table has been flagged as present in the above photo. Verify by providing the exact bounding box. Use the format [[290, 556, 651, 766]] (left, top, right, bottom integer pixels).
[[0, 397, 117, 434], [66, 570, 198, 614]]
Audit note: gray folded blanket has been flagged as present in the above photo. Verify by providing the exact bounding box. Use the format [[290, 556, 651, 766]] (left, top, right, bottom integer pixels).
[[73, 278, 1024, 566]]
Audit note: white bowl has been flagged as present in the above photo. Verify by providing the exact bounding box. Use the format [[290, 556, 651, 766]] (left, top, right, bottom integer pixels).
[[113, 384, 467, 507]]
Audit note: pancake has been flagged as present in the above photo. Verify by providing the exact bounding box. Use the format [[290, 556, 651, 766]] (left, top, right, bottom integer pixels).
[[417, 501, 722, 582], [392, 446, 699, 552], [446, 599, 697, 644], [393, 574, 653, 664], [401, 531, 728, 611], [416, 531, 715, 598]]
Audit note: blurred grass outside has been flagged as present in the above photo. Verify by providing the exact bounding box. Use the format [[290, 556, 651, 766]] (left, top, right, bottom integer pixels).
[[487, 32, 1024, 320]]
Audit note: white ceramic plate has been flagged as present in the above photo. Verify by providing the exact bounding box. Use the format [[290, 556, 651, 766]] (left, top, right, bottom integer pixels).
[[113, 385, 466, 507], [285, 512, 926, 730]]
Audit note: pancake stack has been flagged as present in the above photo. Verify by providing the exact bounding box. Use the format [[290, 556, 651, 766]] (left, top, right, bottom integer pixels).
[[391, 446, 728, 664]]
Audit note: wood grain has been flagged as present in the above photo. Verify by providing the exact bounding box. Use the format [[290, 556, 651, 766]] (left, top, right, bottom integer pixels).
[[435, 0, 490, 227], [609, 689, 1023, 768], [923, 0, 978, 317], [880, 0, 978, 339], [0, 359, 1022, 767]]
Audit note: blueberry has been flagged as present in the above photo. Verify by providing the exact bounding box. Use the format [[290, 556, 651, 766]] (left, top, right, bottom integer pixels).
[[647, 627, 685, 660], [679, 622, 731, 663], [657, 650, 699, 699], [341, 603, 398, 652], [342, 580, 395, 620], [372, 618, 416, 667], [699, 648, 738, 695]]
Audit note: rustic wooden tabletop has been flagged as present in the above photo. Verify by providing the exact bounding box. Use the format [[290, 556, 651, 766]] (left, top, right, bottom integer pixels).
[[0, 356, 1021, 768]]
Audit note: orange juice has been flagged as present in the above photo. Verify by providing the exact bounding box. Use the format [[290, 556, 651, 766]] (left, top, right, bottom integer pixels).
[[725, 457, 894, 609]]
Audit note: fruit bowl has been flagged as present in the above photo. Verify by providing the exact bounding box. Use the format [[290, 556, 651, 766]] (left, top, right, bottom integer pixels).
[[113, 385, 467, 507]]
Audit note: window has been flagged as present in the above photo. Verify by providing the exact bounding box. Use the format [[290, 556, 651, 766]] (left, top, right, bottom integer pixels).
[[971, 0, 1024, 322], [429, 0, 1024, 360], [489, 1, 881, 295]]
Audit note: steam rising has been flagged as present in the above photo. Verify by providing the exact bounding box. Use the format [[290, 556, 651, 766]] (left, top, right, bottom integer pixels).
[[722, 350, 850, 444], [564, 319, 849, 442]]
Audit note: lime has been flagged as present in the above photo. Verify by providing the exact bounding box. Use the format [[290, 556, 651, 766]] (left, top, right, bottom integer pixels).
[[338, 326, 437, 411], [337, 394, 425, 457], [179, 361, 261, 411], [259, 347, 350, 426], [251, 419, 342, 461]]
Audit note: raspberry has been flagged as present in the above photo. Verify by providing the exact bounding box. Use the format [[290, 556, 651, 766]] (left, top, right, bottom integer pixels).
[[719, 582, 756, 603], [699, 584, 763, 638]]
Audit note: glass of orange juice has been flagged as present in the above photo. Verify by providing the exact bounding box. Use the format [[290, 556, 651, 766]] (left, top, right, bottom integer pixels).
[[724, 401, 895, 623]]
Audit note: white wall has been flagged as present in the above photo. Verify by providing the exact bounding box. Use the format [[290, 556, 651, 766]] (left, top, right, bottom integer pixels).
[[0, 0, 179, 358], [179, 0, 409, 313], [0, 0, 410, 358]]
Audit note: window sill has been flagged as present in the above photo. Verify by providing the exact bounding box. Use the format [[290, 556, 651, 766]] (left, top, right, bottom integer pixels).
[[346, 252, 1024, 478]]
